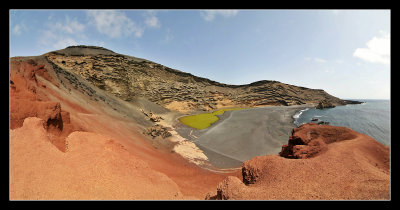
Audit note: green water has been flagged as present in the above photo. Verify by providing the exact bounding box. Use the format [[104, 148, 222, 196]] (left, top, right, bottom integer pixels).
[[179, 108, 245, 130]]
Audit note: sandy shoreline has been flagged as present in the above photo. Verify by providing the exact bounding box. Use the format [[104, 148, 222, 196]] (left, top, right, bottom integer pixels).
[[174, 104, 314, 169]]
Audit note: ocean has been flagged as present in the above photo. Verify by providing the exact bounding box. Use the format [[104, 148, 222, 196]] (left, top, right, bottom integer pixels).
[[293, 99, 391, 146]]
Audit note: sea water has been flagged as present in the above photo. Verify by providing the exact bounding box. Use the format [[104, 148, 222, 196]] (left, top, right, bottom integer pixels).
[[293, 100, 390, 146]]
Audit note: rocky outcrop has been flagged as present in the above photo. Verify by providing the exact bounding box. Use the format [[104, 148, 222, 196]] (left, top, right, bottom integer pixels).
[[279, 123, 357, 159], [10, 59, 63, 130], [316, 99, 336, 109], [43, 45, 346, 112], [343, 99, 364, 105], [141, 109, 163, 122], [207, 123, 390, 200], [10, 58, 80, 152], [143, 124, 172, 139]]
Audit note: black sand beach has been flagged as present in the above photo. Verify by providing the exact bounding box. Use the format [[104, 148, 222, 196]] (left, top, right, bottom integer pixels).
[[175, 105, 313, 168]]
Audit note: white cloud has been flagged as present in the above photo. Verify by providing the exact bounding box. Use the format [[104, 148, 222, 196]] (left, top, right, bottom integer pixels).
[[37, 14, 113, 52], [200, 10, 238, 21], [144, 10, 161, 28], [38, 30, 79, 50], [86, 10, 144, 38], [40, 30, 57, 43], [12, 24, 22, 35], [37, 16, 85, 50], [37, 15, 111, 51], [53, 16, 85, 34], [12, 23, 28, 36], [353, 31, 390, 65], [145, 16, 160, 28]]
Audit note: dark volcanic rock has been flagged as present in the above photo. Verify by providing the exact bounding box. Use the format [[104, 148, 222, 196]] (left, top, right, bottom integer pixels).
[[343, 99, 364, 105], [316, 99, 336, 109], [143, 124, 172, 139], [43, 45, 348, 112], [141, 109, 163, 122]]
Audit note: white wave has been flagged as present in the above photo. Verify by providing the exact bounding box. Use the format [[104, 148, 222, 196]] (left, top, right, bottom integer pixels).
[[293, 108, 310, 126], [293, 108, 309, 119]]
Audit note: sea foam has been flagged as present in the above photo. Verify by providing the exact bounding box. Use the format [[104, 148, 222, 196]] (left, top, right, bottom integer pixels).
[[293, 108, 309, 126]]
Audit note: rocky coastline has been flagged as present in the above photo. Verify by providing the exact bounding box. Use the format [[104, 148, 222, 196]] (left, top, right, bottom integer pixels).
[[343, 99, 365, 105]]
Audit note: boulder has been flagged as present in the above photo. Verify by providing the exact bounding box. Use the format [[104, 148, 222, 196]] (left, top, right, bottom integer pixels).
[[316, 99, 335, 109]]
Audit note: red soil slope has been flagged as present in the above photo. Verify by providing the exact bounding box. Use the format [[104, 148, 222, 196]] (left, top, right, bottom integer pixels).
[[10, 59, 81, 152], [10, 117, 184, 200], [208, 123, 390, 200], [10, 57, 234, 200]]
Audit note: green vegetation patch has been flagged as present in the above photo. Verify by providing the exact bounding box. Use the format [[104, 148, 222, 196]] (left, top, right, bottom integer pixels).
[[179, 108, 245, 130]]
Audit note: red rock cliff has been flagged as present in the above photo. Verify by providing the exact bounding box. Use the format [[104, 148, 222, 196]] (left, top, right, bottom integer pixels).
[[209, 123, 390, 200]]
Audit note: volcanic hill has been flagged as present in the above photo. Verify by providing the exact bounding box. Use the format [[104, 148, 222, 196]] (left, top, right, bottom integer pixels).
[[44, 45, 347, 113]]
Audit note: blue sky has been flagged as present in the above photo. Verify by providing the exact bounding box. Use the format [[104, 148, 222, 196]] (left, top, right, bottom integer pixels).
[[10, 9, 390, 99]]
